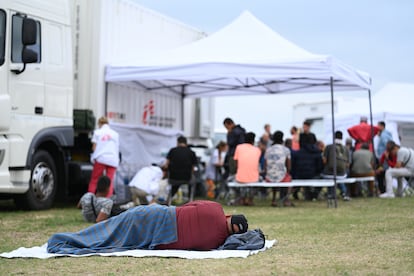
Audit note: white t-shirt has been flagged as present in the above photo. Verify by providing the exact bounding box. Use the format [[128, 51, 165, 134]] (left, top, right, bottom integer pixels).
[[91, 124, 120, 167], [398, 147, 414, 171], [205, 149, 226, 180], [128, 166, 163, 197]]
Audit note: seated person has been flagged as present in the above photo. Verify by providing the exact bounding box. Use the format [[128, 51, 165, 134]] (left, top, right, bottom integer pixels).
[[291, 140, 323, 200], [321, 131, 350, 200], [128, 164, 166, 205], [380, 141, 414, 198], [350, 143, 376, 197], [233, 132, 262, 206], [78, 175, 131, 223], [264, 131, 293, 207], [376, 141, 397, 194], [48, 200, 248, 253]]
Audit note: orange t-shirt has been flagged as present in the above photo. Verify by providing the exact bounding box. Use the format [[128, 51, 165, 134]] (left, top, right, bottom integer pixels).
[[233, 143, 261, 183]]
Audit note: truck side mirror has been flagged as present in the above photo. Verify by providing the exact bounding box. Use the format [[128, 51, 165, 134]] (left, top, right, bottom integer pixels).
[[22, 48, 38, 63], [22, 18, 37, 45], [11, 17, 38, 74]]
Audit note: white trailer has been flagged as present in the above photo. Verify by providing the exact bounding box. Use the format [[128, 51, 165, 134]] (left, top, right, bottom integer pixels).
[[292, 97, 369, 141], [0, 0, 207, 209]]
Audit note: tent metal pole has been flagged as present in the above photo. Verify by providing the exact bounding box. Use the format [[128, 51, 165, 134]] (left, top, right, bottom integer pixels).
[[368, 88, 377, 167], [104, 81, 108, 117], [181, 85, 185, 130], [329, 77, 337, 208]]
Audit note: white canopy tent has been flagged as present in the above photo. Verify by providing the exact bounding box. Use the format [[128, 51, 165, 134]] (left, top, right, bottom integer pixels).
[[324, 82, 414, 151], [105, 11, 372, 206], [105, 11, 370, 96]]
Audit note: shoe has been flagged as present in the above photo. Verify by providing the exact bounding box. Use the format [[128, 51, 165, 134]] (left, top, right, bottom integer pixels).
[[119, 201, 135, 209], [379, 192, 395, 198], [244, 198, 254, 206], [343, 196, 351, 201], [283, 200, 295, 207]]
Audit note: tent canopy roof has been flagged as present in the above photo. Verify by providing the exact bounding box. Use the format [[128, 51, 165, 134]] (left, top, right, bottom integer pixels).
[[105, 11, 371, 97]]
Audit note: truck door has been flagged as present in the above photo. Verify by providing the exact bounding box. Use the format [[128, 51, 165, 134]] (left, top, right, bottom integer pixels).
[[9, 13, 44, 120]]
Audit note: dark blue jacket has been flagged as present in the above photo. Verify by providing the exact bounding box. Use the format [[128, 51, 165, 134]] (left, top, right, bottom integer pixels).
[[291, 144, 323, 179], [227, 125, 246, 157]]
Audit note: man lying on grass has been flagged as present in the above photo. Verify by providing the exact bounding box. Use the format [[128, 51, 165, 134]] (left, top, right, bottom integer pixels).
[[47, 200, 248, 254]]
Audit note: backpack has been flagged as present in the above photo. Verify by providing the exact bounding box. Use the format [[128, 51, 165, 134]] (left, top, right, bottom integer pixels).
[[328, 144, 347, 173], [218, 229, 265, 250]]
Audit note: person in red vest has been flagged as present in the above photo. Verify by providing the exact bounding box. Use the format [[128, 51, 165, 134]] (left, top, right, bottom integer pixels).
[[347, 116, 379, 152]]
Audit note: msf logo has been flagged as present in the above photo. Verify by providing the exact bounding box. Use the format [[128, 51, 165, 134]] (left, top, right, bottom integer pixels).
[[142, 100, 155, 125]]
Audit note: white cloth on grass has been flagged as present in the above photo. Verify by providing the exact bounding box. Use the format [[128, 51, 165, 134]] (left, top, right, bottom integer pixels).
[[0, 240, 276, 259]]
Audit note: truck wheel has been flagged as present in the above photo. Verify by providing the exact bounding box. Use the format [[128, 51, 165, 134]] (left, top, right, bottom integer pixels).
[[15, 150, 57, 210]]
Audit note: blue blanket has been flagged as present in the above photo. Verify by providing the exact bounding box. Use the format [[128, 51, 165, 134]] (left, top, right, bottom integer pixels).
[[47, 204, 177, 255]]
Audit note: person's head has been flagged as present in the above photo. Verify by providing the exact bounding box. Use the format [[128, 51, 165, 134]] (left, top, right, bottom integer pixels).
[[335, 130, 343, 140], [272, 131, 284, 144], [258, 139, 267, 151], [360, 116, 368, 123], [264, 124, 271, 134], [230, 214, 248, 234], [177, 136, 187, 145], [378, 121, 386, 131], [317, 140, 325, 151], [390, 143, 400, 156], [98, 116, 108, 128], [290, 126, 298, 135], [303, 120, 312, 133], [244, 132, 256, 145], [223, 117, 235, 131], [284, 138, 292, 149], [96, 175, 111, 195], [386, 140, 399, 155], [361, 143, 370, 150], [261, 132, 270, 143], [216, 141, 227, 151]]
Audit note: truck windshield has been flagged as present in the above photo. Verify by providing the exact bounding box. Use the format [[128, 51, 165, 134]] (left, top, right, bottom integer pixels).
[[0, 10, 5, 66]]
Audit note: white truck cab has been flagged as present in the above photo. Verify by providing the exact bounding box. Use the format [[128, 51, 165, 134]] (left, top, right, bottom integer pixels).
[[0, 0, 76, 209]]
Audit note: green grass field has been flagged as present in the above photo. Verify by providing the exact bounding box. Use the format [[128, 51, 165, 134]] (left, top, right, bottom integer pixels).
[[0, 197, 413, 275]]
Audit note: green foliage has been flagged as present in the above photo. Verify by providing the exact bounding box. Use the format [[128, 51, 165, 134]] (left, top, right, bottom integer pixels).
[[0, 198, 413, 275]]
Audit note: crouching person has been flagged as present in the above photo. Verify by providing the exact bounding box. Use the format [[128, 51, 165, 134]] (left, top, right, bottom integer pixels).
[[128, 164, 168, 205]]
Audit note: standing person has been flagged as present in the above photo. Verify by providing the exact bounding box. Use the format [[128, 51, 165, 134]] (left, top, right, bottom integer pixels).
[[223, 118, 246, 175], [290, 126, 300, 151], [347, 116, 379, 151], [205, 141, 227, 199], [265, 131, 293, 207], [380, 142, 414, 198], [88, 116, 120, 198], [321, 131, 350, 200], [233, 132, 261, 205], [375, 121, 393, 159], [164, 136, 198, 201], [261, 124, 272, 147], [300, 120, 317, 146], [350, 143, 376, 197]]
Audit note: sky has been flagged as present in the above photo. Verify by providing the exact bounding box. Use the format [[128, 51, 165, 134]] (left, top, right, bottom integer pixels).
[[134, 0, 414, 139]]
